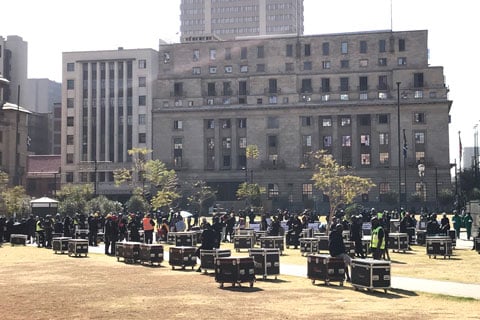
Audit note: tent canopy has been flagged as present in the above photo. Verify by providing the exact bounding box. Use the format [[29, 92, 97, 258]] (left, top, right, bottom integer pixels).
[[30, 197, 59, 208]]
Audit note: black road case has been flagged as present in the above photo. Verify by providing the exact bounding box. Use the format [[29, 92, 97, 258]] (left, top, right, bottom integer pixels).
[[300, 237, 319, 256], [199, 249, 231, 272], [249, 248, 280, 280], [169, 246, 197, 270], [351, 258, 390, 293], [172, 232, 198, 247], [260, 236, 284, 254], [139, 244, 164, 266], [52, 237, 71, 254], [67, 239, 89, 257], [307, 254, 346, 286], [388, 233, 409, 252], [317, 235, 329, 252], [122, 241, 142, 263], [10, 234, 27, 246], [474, 237, 480, 253], [214, 257, 255, 288], [426, 236, 452, 259], [416, 230, 426, 245], [233, 234, 255, 252]]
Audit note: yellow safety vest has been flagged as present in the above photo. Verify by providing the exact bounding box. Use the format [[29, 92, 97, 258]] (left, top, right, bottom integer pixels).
[[371, 226, 385, 249], [36, 221, 44, 232]]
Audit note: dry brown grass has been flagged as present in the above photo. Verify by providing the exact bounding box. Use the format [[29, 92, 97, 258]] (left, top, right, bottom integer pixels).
[[0, 244, 479, 320]]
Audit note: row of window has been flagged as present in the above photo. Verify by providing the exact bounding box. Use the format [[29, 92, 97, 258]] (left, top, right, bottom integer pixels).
[[66, 60, 147, 73]]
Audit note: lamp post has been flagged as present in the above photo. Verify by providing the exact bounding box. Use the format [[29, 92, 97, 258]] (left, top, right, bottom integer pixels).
[[396, 81, 402, 211]]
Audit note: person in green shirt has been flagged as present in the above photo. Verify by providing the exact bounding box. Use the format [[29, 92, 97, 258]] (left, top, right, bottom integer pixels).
[[463, 212, 474, 240], [452, 211, 462, 239]]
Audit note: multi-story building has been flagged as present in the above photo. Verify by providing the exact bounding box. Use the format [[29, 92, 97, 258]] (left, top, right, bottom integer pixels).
[[153, 30, 452, 211], [180, 0, 304, 42], [0, 35, 28, 106], [61, 48, 158, 199]]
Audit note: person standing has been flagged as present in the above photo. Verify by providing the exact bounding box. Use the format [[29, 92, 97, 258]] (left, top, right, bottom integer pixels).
[[350, 215, 365, 258], [452, 211, 462, 239], [196, 223, 217, 272], [440, 213, 451, 235], [104, 214, 119, 255], [128, 213, 140, 242], [88, 213, 99, 246], [26, 215, 36, 244], [370, 217, 385, 260], [142, 213, 155, 244], [464, 212, 474, 240], [43, 215, 54, 248], [328, 224, 351, 282], [35, 217, 45, 247]]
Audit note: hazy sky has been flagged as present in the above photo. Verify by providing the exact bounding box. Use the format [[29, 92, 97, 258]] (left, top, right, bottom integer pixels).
[[1, 0, 477, 163]]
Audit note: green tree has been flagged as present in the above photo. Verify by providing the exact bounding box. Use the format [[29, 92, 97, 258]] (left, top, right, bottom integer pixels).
[[86, 195, 123, 215], [125, 188, 150, 213], [114, 147, 151, 190], [57, 183, 94, 216], [185, 180, 217, 215], [236, 182, 266, 207], [1, 186, 31, 218], [311, 150, 375, 231]]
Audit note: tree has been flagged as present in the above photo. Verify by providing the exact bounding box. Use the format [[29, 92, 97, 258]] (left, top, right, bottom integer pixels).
[[125, 188, 150, 213], [437, 188, 454, 209], [185, 180, 217, 215], [311, 150, 375, 232], [236, 182, 266, 207], [86, 195, 123, 215], [1, 186, 31, 218], [57, 183, 94, 216], [114, 148, 151, 190]]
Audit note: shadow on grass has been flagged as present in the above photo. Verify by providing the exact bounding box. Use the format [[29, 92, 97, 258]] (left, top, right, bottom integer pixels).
[[352, 287, 418, 299], [218, 283, 264, 292]]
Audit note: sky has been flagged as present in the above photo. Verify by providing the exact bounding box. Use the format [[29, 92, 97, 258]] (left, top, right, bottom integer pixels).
[[1, 0, 477, 164]]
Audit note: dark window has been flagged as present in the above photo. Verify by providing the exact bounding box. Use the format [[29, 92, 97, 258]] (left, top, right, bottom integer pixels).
[[223, 82, 232, 96], [257, 46, 264, 58], [269, 79, 277, 94], [67, 98, 74, 108], [379, 39, 386, 52], [267, 117, 279, 129], [414, 73, 424, 88], [286, 44, 293, 57], [241, 47, 248, 59], [207, 82, 216, 96], [225, 48, 231, 60], [268, 135, 277, 147], [359, 76, 368, 91], [138, 133, 146, 143], [238, 118, 247, 128], [301, 116, 312, 127], [67, 135, 74, 145], [67, 80, 74, 90], [378, 114, 389, 124], [67, 63, 75, 71], [67, 116, 74, 126], [340, 77, 349, 91], [399, 39, 406, 51], [256, 64, 265, 72], [360, 40, 367, 53], [340, 60, 349, 68], [321, 78, 330, 93], [138, 95, 146, 106], [378, 76, 388, 90], [238, 81, 247, 96], [301, 79, 312, 93], [304, 44, 311, 56], [223, 155, 231, 167], [66, 172, 74, 183], [174, 82, 183, 96], [414, 112, 425, 124], [359, 115, 371, 126], [322, 42, 329, 55]]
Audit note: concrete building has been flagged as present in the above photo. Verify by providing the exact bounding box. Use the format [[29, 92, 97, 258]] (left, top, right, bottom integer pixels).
[[153, 30, 452, 211], [61, 48, 159, 198], [180, 0, 304, 42], [0, 35, 28, 106]]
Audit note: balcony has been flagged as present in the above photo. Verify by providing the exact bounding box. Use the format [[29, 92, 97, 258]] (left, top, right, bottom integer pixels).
[[264, 87, 281, 94], [260, 159, 286, 170]]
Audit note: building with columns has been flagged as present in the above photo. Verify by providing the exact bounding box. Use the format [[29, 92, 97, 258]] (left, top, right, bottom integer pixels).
[[153, 29, 452, 211], [61, 48, 158, 198]]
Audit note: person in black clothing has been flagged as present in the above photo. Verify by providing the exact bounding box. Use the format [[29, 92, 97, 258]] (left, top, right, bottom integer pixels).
[[426, 214, 440, 236], [328, 224, 351, 281], [54, 214, 63, 235], [268, 216, 281, 236], [286, 215, 302, 249], [127, 213, 140, 242], [0, 215, 6, 243], [43, 215, 54, 248], [350, 215, 365, 258], [440, 213, 450, 235], [196, 223, 218, 272], [224, 214, 235, 242], [211, 216, 223, 248], [26, 215, 36, 244], [104, 214, 119, 255], [88, 214, 99, 246], [63, 215, 73, 238]]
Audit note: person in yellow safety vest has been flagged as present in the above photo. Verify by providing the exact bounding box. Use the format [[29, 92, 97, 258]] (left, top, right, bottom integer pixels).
[[35, 218, 45, 248], [370, 217, 385, 260], [142, 213, 155, 244]]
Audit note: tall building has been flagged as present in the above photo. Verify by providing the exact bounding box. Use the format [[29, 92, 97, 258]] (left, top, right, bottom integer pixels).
[[61, 48, 158, 198], [0, 35, 28, 106], [153, 30, 452, 211], [180, 0, 304, 42]]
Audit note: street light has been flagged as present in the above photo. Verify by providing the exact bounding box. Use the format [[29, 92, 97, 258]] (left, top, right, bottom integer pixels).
[[396, 81, 402, 211]]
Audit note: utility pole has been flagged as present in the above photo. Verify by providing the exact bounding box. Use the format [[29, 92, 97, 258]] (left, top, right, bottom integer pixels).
[[14, 85, 21, 186], [396, 82, 401, 212]]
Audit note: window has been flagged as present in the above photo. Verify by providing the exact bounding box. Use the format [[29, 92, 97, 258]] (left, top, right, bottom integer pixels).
[[268, 135, 277, 148], [416, 151, 425, 163], [223, 155, 231, 167], [302, 183, 313, 201], [221, 119, 231, 129], [66, 153, 74, 164], [379, 182, 390, 194], [222, 137, 232, 149], [268, 78, 278, 94], [193, 49, 200, 61], [379, 133, 389, 145], [359, 115, 371, 126], [398, 57, 407, 66], [378, 114, 389, 124], [67, 63, 75, 71], [67, 98, 74, 108], [379, 39, 386, 53], [415, 132, 425, 144], [67, 116, 74, 126], [303, 61, 312, 70], [67, 80, 74, 90], [304, 44, 311, 56], [380, 152, 389, 164], [323, 136, 332, 148], [359, 76, 368, 91], [378, 58, 387, 66], [209, 66, 217, 74], [224, 65, 233, 73], [322, 118, 332, 127], [206, 119, 215, 129], [268, 96, 277, 104], [286, 44, 293, 57], [360, 40, 367, 53], [174, 82, 183, 96], [340, 60, 349, 68], [321, 78, 330, 93], [359, 59, 368, 67], [138, 77, 146, 87], [239, 137, 247, 148], [138, 60, 146, 69], [322, 42, 329, 55], [361, 154, 371, 165], [322, 61, 331, 69], [257, 46, 264, 58], [138, 95, 146, 106], [414, 73, 424, 88], [341, 42, 348, 54], [207, 82, 216, 96], [267, 117, 279, 129], [341, 117, 351, 126], [301, 79, 312, 93], [139, 114, 146, 125], [378, 75, 388, 90], [138, 133, 146, 143], [241, 47, 248, 59], [238, 81, 247, 96], [360, 135, 370, 146], [225, 48, 231, 60], [268, 184, 279, 199], [340, 77, 349, 91], [301, 116, 312, 127], [399, 39, 406, 51], [414, 90, 423, 99], [257, 98, 263, 105], [65, 172, 74, 183], [342, 135, 351, 147], [192, 67, 201, 75], [174, 120, 183, 130], [240, 65, 248, 73], [67, 135, 74, 145], [414, 112, 425, 124], [238, 118, 247, 128], [285, 63, 294, 72], [256, 64, 265, 72], [207, 98, 214, 105], [210, 48, 216, 60], [173, 138, 183, 167], [223, 82, 232, 96]]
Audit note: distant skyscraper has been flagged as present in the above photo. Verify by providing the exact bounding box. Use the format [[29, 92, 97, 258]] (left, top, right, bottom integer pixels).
[[0, 35, 28, 105], [180, 0, 304, 42]]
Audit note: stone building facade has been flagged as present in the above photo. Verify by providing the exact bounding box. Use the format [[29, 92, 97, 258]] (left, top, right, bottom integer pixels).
[[153, 30, 452, 211]]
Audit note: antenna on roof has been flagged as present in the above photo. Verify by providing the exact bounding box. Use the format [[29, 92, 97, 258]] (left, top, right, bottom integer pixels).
[[390, 0, 393, 31]]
